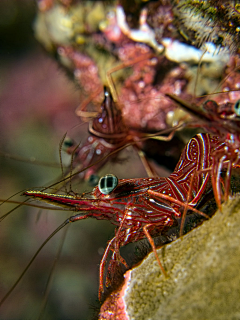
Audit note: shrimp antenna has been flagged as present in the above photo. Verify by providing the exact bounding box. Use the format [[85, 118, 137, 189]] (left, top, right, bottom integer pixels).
[[0, 151, 63, 168], [193, 48, 207, 99], [44, 124, 184, 191], [0, 218, 70, 307], [58, 132, 68, 189], [37, 225, 69, 320]]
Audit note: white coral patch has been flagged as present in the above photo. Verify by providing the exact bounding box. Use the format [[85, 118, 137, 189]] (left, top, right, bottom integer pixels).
[[162, 38, 230, 64]]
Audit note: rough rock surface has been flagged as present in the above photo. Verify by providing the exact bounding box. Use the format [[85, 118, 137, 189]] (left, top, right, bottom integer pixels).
[[123, 195, 240, 320]]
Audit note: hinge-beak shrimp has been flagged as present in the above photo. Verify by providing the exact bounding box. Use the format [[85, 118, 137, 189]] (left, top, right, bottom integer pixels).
[[0, 133, 224, 304], [167, 93, 240, 208]]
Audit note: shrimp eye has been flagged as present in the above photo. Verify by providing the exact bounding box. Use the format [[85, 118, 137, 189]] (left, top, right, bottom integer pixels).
[[98, 174, 118, 194], [234, 99, 240, 116], [88, 174, 99, 187], [63, 137, 75, 150]]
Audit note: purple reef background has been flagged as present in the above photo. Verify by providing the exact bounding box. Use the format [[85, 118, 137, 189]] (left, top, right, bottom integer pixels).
[[0, 1, 157, 319]]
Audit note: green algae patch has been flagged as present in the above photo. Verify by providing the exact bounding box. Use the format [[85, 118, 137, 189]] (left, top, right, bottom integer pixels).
[[123, 195, 240, 320]]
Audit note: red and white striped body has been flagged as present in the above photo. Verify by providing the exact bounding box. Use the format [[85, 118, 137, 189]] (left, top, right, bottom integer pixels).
[[24, 133, 224, 297]]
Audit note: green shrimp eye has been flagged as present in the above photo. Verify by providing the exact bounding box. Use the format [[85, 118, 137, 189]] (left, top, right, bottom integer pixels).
[[63, 137, 75, 150], [234, 99, 240, 116], [98, 174, 118, 194]]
